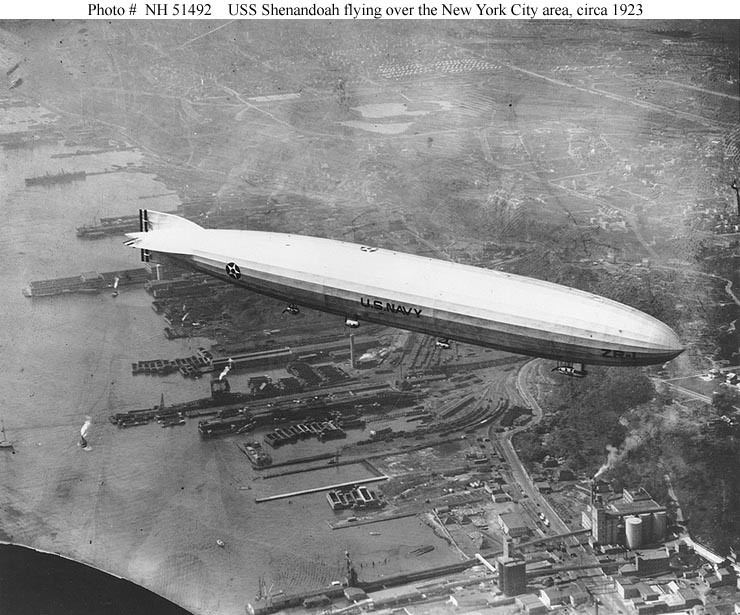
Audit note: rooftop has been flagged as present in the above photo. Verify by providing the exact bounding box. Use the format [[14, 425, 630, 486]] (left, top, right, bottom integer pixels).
[[499, 510, 529, 530], [608, 497, 665, 516]]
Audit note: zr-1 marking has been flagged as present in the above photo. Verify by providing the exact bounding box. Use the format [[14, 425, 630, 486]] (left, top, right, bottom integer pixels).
[[601, 349, 637, 359]]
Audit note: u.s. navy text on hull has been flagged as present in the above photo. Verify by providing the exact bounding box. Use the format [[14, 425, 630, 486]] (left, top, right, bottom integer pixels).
[[360, 297, 423, 318]]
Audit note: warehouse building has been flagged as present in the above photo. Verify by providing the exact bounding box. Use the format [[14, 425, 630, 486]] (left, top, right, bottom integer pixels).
[[497, 508, 531, 539]]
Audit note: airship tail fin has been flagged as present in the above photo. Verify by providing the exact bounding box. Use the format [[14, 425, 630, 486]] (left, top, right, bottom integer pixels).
[[139, 209, 204, 234], [124, 210, 204, 259]]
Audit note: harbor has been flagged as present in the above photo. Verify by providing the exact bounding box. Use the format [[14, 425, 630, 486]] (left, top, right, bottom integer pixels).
[[3, 18, 738, 615]]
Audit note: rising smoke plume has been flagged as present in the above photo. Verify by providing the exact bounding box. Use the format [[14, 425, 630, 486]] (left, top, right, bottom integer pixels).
[[593, 444, 619, 479], [593, 434, 646, 479]]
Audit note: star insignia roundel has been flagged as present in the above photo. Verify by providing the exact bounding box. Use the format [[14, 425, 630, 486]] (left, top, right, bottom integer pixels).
[[225, 262, 241, 280]]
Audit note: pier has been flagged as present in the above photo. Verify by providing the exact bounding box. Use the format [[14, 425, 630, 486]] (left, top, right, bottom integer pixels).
[[253, 476, 388, 503], [23, 268, 151, 297], [76, 214, 141, 239], [257, 451, 339, 472], [261, 458, 379, 479], [328, 511, 419, 530]]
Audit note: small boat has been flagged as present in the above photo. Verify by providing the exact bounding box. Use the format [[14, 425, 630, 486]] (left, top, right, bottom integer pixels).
[[161, 416, 186, 427], [0, 419, 14, 451], [409, 545, 435, 556]]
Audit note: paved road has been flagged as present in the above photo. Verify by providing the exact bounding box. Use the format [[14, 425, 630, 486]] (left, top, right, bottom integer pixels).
[[655, 379, 712, 404], [490, 359, 570, 535]]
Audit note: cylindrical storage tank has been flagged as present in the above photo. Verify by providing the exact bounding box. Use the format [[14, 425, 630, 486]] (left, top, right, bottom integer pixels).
[[625, 516, 642, 550], [639, 513, 653, 542], [652, 511, 667, 542]]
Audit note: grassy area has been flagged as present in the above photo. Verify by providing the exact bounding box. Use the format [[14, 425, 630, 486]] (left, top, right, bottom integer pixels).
[[514, 366, 653, 471]]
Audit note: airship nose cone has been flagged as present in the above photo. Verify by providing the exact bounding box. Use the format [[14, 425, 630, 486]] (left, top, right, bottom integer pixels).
[[655, 322, 684, 359]]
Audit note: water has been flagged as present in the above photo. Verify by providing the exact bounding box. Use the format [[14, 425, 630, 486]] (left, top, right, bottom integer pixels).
[[0, 543, 191, 615], [0, 142, 198, 611], [0, 135, 458, 614], [0, 143, 190, 425]]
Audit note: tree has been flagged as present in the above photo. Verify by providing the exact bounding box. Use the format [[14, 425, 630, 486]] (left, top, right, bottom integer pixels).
[[713, 388, 739, 415]]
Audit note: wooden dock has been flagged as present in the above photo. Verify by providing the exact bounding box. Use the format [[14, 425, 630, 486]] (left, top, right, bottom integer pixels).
[[254, 476, 388, 503]]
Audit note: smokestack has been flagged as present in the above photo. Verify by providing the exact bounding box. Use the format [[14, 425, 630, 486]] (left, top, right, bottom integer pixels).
[[349, 334, 356, 369], [590, 479, 595, 505]]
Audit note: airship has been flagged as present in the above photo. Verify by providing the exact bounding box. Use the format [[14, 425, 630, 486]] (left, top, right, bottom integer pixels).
[[125, 210, 683, 375]]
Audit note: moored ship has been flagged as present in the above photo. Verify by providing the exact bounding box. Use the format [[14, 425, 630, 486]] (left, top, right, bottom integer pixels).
[[25, 169, 86, 186], [76, 214, 142, 239], [242, 441, 272, 468]]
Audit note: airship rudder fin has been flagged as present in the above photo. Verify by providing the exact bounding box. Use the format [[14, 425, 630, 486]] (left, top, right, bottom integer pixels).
[[138, 209, 204, 234], [124, 209, 204, 259]]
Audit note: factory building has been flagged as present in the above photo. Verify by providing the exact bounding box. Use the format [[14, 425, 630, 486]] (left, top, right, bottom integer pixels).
[[539, 583, 589, 608], [497, 556, 526, 596], [497, 509, 531, 539], [635, 548, 671, 576], [587, 503, 621, 545], [582, 485, 667, 548], [539, 587, 567, 608], [515, 594, 547, 615]]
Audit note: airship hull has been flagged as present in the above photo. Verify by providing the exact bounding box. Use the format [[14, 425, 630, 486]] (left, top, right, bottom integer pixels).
[[126, 211, 683, 367]]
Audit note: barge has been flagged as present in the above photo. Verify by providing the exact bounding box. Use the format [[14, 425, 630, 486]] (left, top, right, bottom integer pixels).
[[240, 441, 272, 468], [198, 411, 255, 438]]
